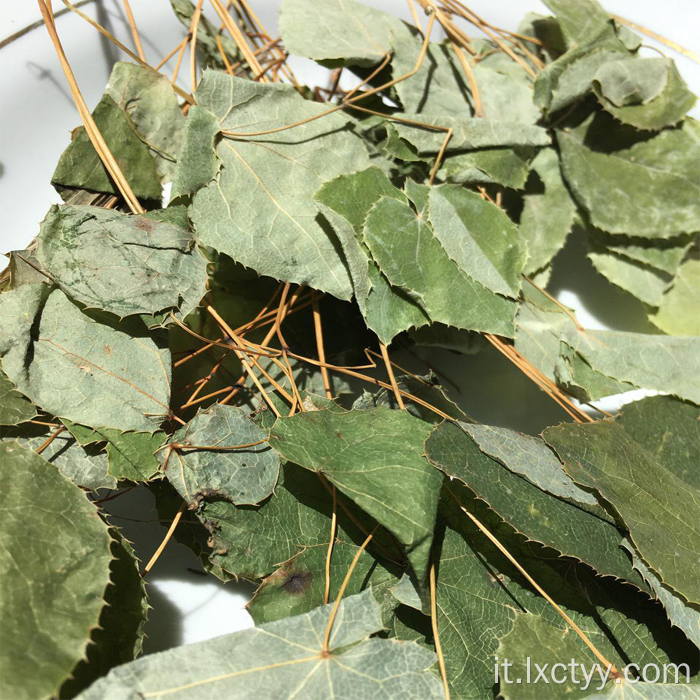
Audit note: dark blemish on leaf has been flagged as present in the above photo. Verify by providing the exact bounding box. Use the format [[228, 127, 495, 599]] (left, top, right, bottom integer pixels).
[[282, 571, 313, 594], [104, 345, 113, 356], [336, 433, 343, 439], [134, 218, 155, 233]]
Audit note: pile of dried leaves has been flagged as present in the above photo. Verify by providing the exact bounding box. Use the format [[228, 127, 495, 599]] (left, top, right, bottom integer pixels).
[[1, 0, 699, 698]]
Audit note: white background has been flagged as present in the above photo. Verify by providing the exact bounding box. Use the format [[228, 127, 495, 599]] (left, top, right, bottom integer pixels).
[[1, 0, 699, 655]]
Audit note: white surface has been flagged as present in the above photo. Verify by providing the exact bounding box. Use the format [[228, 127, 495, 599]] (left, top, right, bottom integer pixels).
[[1, 0, 699, 653]]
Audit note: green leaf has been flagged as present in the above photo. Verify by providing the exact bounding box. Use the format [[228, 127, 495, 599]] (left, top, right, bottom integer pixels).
[[279, 0, 411, 67], [36, 205, 208, 318], [0, 285, 171, 432], [428, 184, 526, 298], [364, 196, 517, 338], [187, 71, 371, 299], [438, 146, 536, 189], [58, 531, 148, 698], [560, 327, 700, 404], [595, 56, 668, 106], [314, 167, 429, 344], [52, 94, 161, 201], [425, 421, 639, 582], [0, 442, 112, 700], [393, 114, 550, 154], [625, 543, 700, 650], [650, 257, 700, 336], [558, 123, 700, 238], [195, 462, 387, 580], [105, 61, 186, 179], [520, 148, 577, 275], [594, 58, 697, 131], [248, 541, 400, 625], [544, 420, 700, 605], [0, 366, 36, 426], [170, 106, 221, 200], [617, 396, 700, 490], [543, 0, 612, 48], [75, 591, 444, 699], [587, 240, 670, 307], [167, 404, 280, 506], [270, 407, 442, 580]]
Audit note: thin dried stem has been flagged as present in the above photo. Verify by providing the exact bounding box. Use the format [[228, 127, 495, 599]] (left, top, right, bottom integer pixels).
[[142, 501, 186, 577], [612, 14, 699, 64], [450, 41, 483, 117], [379, 342, 405, 409], [171, 33, 190, 86], [35, 426, 66, 455], [60, 0, 192, 102], [156, 36, 190, 71], [430, 561, 451, 700], [447, 487, 618, 675], [312, 298, 333, 400], [323, 485, 338, 605], [39, 0, 143, 213], [322, 528, 375, 654], [211, 0, 267, 81], [122, 0, 145, 61]]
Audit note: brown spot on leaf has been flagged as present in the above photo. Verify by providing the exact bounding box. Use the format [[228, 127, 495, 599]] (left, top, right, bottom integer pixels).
[[103, 345, 113, 356], [134, 218, 155, 233]]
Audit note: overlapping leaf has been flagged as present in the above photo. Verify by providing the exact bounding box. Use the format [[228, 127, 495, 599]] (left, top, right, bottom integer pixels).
[[270, 407, 442, 580], [0, 285, 171, 431], [75, 591, 444, 699], [0, 442, 112, 700]]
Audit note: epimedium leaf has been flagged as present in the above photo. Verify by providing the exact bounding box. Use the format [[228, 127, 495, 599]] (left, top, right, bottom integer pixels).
[[543, 0, 612, 49], [425, 421, 640, 583], [0, 441, 113, 700], [559, 326, 700, 405], [166, 404, 280, 507], [428, 183, 526, 298], [170, 106, 221, 200], [74, 590, 444, 700], [269, 406, 442, 581], [457, 423, 600, 509], [544, 420, 700, 606], [599, 233, 693, 276], [63, 421, 165, 483], [594, 58, 697, 132], [58, 530, 148, 699], [587, 237, 671, 307], [650, 257, 700, 336], [392, 114, 550, 155], [36, 205, 208, 319], [363, 196, 518, 338], [52, 94, 161, 202], [435, 485, 693, 699], [593, 56, 669, 107], [625, 542, 700, 650], [192, 462, 398, 581], [437, 145, 536, 190], [0, 422, 115, 491], [105, 61, 186, 180], [520, 148, 577, 276], [557, 122, 700, 238], [279, 0, 412, 67], [0, 285, 172, 432], [314, 166, 429, 344], [247, 540, 400, 626], [0, 365, 37, 426], [617, 396, 700, 491], [187, 71, 371, 300]]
